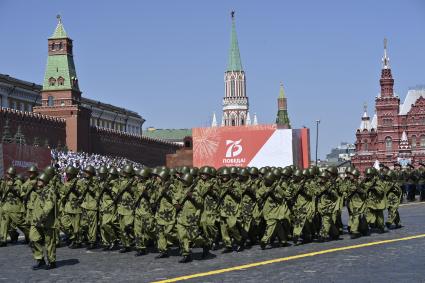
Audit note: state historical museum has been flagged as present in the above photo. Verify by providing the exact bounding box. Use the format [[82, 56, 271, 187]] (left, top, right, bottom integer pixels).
[[352, 39, 425, 172]]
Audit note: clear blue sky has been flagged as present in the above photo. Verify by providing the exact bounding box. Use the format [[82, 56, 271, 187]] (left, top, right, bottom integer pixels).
[[1, 0, 424, 158]]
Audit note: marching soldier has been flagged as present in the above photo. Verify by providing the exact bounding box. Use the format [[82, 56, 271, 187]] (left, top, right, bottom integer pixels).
[[30, 173, 58, 270], [346, 169, 368, 238], [385, 170, 402, 229]]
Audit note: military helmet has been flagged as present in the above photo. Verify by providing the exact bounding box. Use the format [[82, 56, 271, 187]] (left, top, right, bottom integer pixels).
[[282, 167, 291, 177], [365, 167, 376, 177], [84, 165, 96, 176], [179, 166, 190, 175], [326, 166, 338, 176], [239, 168, 250, 178], [230, 166, 239, 175], [210, 167, 217, 177], [200, 166, 210, 176], [249, 167, 259, 176], [16, 173, 25, 182], [44, 165, 55, 177], [158, 169, 170, 180], [302, 169, 311, 178], [6, 166, 16, 176], [122, 164, 134, 176], [169, 168, 177, 176], [351, 169, 360, 177], [65, 165, 78, 176], [220, 167, 231, 177], [152, 167, 161, 176], [98, 166, 108, 175], [272, 168, 282, 179], [310, 166, 320, 176], [386, 170, 396, 179], [293, 169, 303, 178], [264, 172, 276, 185], [37, 172, 50, 183], [139, 168, 151, 178], [109, 167, 119, 176], [190, 167, 199, 177], [319, 171, 330, 179], [27, 165, 38, 174], [259, 167, 268, 175], [182, 173, 193, 186]]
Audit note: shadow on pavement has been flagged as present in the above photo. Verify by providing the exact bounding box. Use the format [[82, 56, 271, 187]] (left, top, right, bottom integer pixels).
[[56, 258, 79, 267]]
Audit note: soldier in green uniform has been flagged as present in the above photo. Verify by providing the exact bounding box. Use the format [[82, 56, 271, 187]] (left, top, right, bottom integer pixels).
[[0, 167, 29, 246], [317, 171, 339, 241], [365, 168, 387, 233], [346, 169, 368, 238], [79, 165, 100, 249], [99, 167, 119, 250], [417, 164, 425, 202], [116, 165, 136, 253], [249, 167, 264, 244], [175, 173, 208, 263], [133, 168, 156, 256], [258, 171, 291, 249], [155, 169, 178, 258], [199, 166, 220, 250], [238, 168, 258, 246], [60, 166, 82, 248], [292, 169, 316, 244], [22, 166, 39, 243], [30, 173, 58, 270], [385, 170, 402, 229], [218, 167, 243, 253]]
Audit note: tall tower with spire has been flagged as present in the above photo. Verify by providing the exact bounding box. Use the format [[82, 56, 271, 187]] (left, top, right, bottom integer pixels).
[[222, 11, 249, 127], [276, 82, 291, 128], [34, 15, 91, 152]]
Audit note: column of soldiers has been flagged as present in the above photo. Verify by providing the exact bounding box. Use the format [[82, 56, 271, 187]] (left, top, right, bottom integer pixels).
[[0, 163, 424, 270]]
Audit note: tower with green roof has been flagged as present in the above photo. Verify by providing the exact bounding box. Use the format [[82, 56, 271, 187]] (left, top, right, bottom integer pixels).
[[276, 82, 291, 128], [34, 15, 91, 152], [222, 11, 250, 127]]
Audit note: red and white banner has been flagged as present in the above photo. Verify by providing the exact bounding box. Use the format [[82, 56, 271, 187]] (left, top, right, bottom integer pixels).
[[193, 125, 310, 168], [0, 143, 51, 177]]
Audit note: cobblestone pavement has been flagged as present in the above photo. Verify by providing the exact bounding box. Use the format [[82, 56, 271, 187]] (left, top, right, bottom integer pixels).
[[1, 202, 424, 283]]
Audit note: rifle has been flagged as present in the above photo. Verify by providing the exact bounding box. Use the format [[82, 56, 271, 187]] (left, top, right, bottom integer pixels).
[[133, 182, 153, 210], [23, 181, 37, 208], [112, 178, 134, 205], [62, 179, 79, 206]]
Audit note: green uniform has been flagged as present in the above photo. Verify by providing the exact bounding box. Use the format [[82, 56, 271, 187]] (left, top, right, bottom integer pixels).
[[346, 179, 368, 235], [317, 181, 339, 239], [238, 178, 258, 243], [365, 177, 387, 231], [79, 177, 100, 245], [133, 179, 156, 251], [29, 183, 58, 263], [0, 178, 29, 244], [258, 180, 291, 245], [155, 180, 178, 253], [175, 182, 205, 256], [386, 181, 402, 227], [99, 178, 119, 247], [22, 178, 38, 226], [219, 179, 242, 249], [116, 177, 136, 248], [199, 178, 220, 248], [60, 178, 82, 245], [292, 179, 316, 242]]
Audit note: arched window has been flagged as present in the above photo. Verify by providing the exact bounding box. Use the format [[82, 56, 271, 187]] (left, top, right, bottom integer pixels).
[[59, 42, 63, 50], [57, 76, 64, 86], [411, 136, 417, 149], [363, 139, 368, 151], [241, 118, 244, 126], [385, 137, 392, 152], [421, 136, 425, 148], [51, 43, 55, 51], [48, 77, 56, 86], [231, 119, 236, 126], [48, 96, 54, 106]]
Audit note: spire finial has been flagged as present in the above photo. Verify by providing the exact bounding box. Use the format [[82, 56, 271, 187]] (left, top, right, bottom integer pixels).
[[279, 82, 285, 98], [382, 37, 390, 69], [57, 14, 62, 23], [363, 102, 367, 113], [231, 10, 235, 20]]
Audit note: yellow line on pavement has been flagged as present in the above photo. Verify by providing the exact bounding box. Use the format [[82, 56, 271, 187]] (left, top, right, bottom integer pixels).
[[152, 233, 425, 283]]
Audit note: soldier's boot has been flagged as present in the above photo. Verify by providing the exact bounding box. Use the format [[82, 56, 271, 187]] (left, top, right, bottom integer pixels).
[[350, 233, 361, 239], [32, 259, 46, 270], [119, 247, 131, 253], [86, 243, 97, 250], [260, 242, 267, 250], [135, 249, 147, 257], [10, 230, 19, 244], [0, 242, 6, 247], [69, 242, 82, 249], [46, 261, 56, 270], [385, 222, 392, 229], [108, 241, 119, 251], [201, 246, 211, 259], [222, 246, 233, 253], [293, 235, 299, 245], [236, 240, 245, 252], [179, 254, 192, 263], [155, 252, 169, 259]]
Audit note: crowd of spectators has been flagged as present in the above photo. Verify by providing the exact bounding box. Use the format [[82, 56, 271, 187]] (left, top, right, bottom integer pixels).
[[51, 149, 143, 174]]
